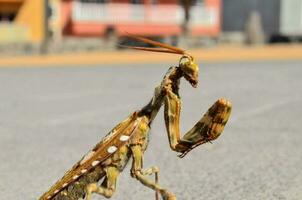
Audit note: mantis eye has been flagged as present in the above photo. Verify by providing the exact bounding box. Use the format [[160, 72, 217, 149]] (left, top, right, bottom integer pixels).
[[179, 55, 199, 88], [179, 56, 191, 67]]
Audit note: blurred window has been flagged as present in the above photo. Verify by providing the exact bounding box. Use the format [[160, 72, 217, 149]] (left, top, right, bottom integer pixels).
[[193, 0, 204, 5], [0, 13, 16, 23], [79, 0, 108, 3], [131, 0, 143, 4], [193, 0, 204, 6], [159, 0, 178, 4]]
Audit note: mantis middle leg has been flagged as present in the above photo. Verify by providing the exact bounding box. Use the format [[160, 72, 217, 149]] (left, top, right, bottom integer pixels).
[[85, 166, 119, 200], [130, 145, 176, 200], [164, 89, 232, 157]]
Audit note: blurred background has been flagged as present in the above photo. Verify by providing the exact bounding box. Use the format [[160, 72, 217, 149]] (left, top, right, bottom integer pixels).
[[0, 0, 301, 55], [0, 1, 302, 200]]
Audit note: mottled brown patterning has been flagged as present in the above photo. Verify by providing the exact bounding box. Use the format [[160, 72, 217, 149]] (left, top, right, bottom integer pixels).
[[39, 35, 232, 200]]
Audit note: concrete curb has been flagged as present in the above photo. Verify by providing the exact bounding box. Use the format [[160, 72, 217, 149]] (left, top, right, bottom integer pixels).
[[0, 44, 302, 67]]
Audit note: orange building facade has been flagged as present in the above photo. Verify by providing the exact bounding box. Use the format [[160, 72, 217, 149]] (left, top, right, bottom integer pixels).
[[0, 0, 221, 44], [0, 0, 46, 43], [60, 0, 221, 38]]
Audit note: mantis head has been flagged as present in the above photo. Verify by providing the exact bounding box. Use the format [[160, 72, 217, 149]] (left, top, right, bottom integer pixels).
[[122, 34, 199, 87], [179, 55, 199, 88]]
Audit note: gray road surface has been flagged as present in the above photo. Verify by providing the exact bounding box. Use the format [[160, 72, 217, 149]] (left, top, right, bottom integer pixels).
[[0, 61, 301, 200]]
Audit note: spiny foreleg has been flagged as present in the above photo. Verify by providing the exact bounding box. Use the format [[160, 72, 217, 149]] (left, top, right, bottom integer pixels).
[[164, 88, 232, 157]]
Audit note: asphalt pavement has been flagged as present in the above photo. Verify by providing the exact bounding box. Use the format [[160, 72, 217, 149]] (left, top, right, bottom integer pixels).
[[0, 60, 301, 200]]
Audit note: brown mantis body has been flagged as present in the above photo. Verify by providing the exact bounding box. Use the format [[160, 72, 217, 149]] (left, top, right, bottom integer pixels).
[[39, 36, 232, 200]]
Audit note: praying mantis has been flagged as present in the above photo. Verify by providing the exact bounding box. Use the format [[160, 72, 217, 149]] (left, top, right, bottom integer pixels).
[[39, 35, 232, 200]]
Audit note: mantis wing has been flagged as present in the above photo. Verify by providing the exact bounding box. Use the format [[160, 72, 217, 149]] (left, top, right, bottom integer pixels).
[[40, 112, 141, 200]]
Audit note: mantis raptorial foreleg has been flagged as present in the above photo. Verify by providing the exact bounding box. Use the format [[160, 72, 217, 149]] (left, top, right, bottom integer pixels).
[[130, 145, 176, 200], [85, 166, 119, 200], [164, 89, 232, 156]]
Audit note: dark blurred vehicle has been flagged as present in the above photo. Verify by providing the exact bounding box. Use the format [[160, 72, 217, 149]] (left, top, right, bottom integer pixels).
[[222, 0, 302, 43]]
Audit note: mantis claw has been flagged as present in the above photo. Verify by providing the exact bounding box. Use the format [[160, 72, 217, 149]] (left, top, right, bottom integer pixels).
[[164, 88, 232, 157]]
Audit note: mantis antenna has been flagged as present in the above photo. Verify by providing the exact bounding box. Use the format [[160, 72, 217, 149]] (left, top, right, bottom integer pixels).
[[122, 33, 191, 57]]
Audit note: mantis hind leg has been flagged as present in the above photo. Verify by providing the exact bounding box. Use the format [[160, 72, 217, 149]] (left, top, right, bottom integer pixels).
[[85, 166, 119, 200]]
